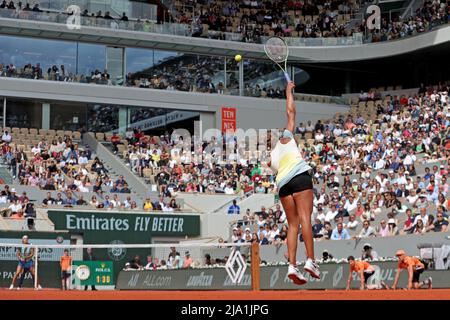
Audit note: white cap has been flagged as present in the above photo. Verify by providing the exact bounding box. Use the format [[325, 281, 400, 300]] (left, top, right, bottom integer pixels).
[[11, 188, 16, 193], [245, 228, 250, 232], [388, 219, 396, 224], [352, 179, 357, 183]]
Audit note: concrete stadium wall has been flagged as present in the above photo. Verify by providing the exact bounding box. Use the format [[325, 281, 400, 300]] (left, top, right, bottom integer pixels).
[[0, 78, 349, 131]]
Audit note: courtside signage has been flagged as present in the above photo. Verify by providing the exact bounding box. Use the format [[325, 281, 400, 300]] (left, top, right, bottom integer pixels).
[[47, 210, 200, 236], [116, 263, 450, 290]]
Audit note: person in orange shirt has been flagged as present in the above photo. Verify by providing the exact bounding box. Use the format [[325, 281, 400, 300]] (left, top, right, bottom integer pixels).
[[392, 250, 432, 290], [60, 249, 72, 290], [346, 256, 376, 290]]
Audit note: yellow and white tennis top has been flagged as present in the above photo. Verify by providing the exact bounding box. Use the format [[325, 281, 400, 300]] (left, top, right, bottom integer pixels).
[[270, 132, 311, 190]]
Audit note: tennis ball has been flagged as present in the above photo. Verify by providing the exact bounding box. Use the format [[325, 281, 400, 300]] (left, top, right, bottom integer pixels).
[[235, 54, 242, 62]]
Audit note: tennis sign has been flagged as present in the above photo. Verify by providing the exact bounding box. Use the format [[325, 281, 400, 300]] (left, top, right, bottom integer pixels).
[[221, 107, 237, 133]]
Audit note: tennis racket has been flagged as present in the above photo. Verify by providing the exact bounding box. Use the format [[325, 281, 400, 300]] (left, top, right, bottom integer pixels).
[[264, 36, 290, 82]]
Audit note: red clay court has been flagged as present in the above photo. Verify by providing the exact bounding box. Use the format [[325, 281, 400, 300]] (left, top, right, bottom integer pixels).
[[2, 289, 450, 300]]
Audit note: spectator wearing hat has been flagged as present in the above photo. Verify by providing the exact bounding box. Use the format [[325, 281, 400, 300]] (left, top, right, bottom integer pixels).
[[322, 250, 333, 261], [387, 218, 399, 236], [182, 251, 193, 268], [361, 243, 378, 261]]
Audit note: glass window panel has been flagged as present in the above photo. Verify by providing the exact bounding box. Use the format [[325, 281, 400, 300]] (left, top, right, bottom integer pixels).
[[77, 43, 106, 78], [125, 48, 154, 83], [6, 99, 42, 128], [50, 103, 87, 131], [106, 46, 124, 85], [87, 104, 119, 133], [126, 50, 224, 93], [0, 35, 77, 79]]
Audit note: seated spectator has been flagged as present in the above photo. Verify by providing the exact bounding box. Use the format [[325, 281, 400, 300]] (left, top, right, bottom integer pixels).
[[432, 213, 449, 232], [168, 198, 179, 210], [387, 218, 399, 236], [330, 223, 350, 240], [345, 214, 359, 230], [357, 220, 376, 238], [413, 218, 425, 234], [377, 220, 389, 237], [2, 130, 12, 143], [76, 195, 87, 206], [143, 198, 153, 211], [312, 218, 324, 238], [258, 232, 269, 245], [42, 192, 55, 206], [8, 199, 22, 215], [110, 182, 120, 193], [120, 183, 131, 193]]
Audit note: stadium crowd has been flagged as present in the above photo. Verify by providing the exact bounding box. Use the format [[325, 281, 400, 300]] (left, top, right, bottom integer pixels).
[[0, 57, 284, 99], [106, 81, 449, 245], [0, 0, 447, 44]]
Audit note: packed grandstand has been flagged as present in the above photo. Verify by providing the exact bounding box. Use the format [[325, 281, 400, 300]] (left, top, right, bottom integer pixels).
[[0, 81, 448, 269]]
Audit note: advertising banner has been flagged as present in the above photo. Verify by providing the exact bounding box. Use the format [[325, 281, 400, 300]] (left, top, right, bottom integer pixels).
[[116, 262, 450, 291], [221, 107, 236, 133], [72, 261, 114, 286], [46, 210, 201, 282]]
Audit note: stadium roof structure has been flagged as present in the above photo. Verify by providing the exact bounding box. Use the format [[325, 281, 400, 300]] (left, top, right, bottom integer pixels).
[[0, 18, 448, 63]]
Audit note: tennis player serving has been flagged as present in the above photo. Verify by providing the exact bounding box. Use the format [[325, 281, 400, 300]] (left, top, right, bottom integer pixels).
[[268, 82, 320, 285], [9, 235, 42, 290]]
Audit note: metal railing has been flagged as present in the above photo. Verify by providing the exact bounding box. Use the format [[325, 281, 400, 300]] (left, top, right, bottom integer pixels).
[[0, 7, 447, 46]]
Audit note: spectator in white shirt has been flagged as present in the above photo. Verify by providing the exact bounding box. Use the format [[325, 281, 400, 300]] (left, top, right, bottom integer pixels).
[[1, 131, 11, 143], [78, 152, 88, 165], [8, 199, 23, 214], [325, 204, 339, 222], [357, 220, 376, 238], [413, 207, 429, 226], [345, 214, 359, 230], [344, 195, 358, 212]]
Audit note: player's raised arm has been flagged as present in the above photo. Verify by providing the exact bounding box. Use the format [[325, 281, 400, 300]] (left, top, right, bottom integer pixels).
[[285, 81, 296, 133]]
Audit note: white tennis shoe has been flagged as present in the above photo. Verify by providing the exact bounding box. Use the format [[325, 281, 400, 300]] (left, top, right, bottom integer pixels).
[[9, 285, 14, 290], [287, 264, 307, 285], [304, 258, 321, 279]]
